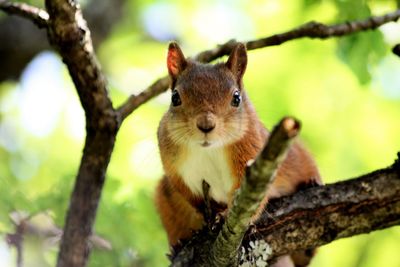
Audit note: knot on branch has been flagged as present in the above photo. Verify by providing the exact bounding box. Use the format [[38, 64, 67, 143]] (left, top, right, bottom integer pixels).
[[86, 110, 120, 136], [301, 21, 330, 38], [48, 18, 88, 49]]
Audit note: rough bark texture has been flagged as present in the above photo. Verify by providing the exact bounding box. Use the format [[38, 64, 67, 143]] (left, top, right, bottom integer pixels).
[[43, 0, 120, 266], [171, 161, 400, 266], [209, 118, 300, 266], [256, 164, 400, 262]]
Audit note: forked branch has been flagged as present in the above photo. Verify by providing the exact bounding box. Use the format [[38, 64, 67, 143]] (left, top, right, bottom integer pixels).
[[171, 156, 400, 266], [170, 117, 301, 266]]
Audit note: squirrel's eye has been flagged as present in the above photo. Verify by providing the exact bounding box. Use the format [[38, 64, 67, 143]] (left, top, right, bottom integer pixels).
[[231, 90, 241, 107], [171, 90, 182, 106]]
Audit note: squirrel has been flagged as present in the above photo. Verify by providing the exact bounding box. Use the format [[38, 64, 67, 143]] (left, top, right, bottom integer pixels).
[[155, 42, 322, 267]]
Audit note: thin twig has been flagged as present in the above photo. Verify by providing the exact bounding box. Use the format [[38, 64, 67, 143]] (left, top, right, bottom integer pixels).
[[0, 1, 48, 28], [117, 76, 169, 121], [116, 9, 400, 121], [6, 227, 23, 267], [202, 181, 213, 227]]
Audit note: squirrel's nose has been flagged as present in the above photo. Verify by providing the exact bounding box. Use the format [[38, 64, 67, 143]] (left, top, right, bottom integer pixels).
[[197, 124, 215, 133], [196, 114, 216, 134]]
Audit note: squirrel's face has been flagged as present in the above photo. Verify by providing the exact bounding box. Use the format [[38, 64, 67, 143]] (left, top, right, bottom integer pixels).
[[164, 42, 249, 148]]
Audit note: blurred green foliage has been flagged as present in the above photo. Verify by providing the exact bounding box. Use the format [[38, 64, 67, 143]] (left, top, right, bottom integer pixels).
[[1, 0, 400, 266]]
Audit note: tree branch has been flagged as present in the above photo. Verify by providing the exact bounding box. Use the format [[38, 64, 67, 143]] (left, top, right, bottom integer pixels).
[[210, 117, 300, 266], [0, 1, 48, 28], [41, 0, 119, 266], [169, 117, 300, 267], [255, 163, 400, 263], [0, 1, 120, 267], [0, 2, 127, 266], [171, 156, 400, 266], [117, 9, 400, 121], [117, 76, 170, 121]]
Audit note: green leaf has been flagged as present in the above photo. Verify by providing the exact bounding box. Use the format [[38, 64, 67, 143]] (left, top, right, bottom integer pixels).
[[336, 31, 387, 84], [334, 0, 387, 84]]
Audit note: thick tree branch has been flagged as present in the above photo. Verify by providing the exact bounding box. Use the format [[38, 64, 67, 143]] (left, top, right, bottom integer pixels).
[[0, 1, 120, 267], [255, 163, 400, 263], [0, 1, 48, 28], [171, 157, 400, 266], [117, 9, 400, 120], [45, 0, 114, 123], [41, 0, 119, 266], [1, 2, 124, 266]]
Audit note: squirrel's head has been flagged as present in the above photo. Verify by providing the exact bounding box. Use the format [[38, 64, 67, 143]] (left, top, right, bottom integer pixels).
[[164, 42, 250, 148]]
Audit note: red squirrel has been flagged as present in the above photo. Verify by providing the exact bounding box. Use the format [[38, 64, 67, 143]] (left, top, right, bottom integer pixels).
[[155, 42, 322, 266]]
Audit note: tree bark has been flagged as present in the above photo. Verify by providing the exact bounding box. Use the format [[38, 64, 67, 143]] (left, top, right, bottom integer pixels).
[[43, 0, 120, 266], [170, 161, 400, 266], [209, 117, 300, 266]]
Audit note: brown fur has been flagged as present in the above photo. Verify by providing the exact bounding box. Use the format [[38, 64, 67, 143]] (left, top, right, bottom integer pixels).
[[155, 43, 322, 266]]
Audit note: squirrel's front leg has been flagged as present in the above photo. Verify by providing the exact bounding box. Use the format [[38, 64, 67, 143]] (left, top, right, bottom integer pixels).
[[155, 176, 204, 246]]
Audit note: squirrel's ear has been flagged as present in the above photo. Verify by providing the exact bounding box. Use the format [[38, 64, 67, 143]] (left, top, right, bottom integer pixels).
[[167, 42, 187, 80], [225, 43, 247, 84]]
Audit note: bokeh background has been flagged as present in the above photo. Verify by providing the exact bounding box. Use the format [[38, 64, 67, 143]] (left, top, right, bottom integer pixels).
[[1, 0, 400, 266]]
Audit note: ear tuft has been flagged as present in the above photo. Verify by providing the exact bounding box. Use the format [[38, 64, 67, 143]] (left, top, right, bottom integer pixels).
[[225, 43, 247, 84], [167, 42, 187, 79]]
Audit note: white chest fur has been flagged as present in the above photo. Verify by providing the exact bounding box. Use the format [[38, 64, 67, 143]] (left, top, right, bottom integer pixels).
[[178, 146, 234, 204]]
